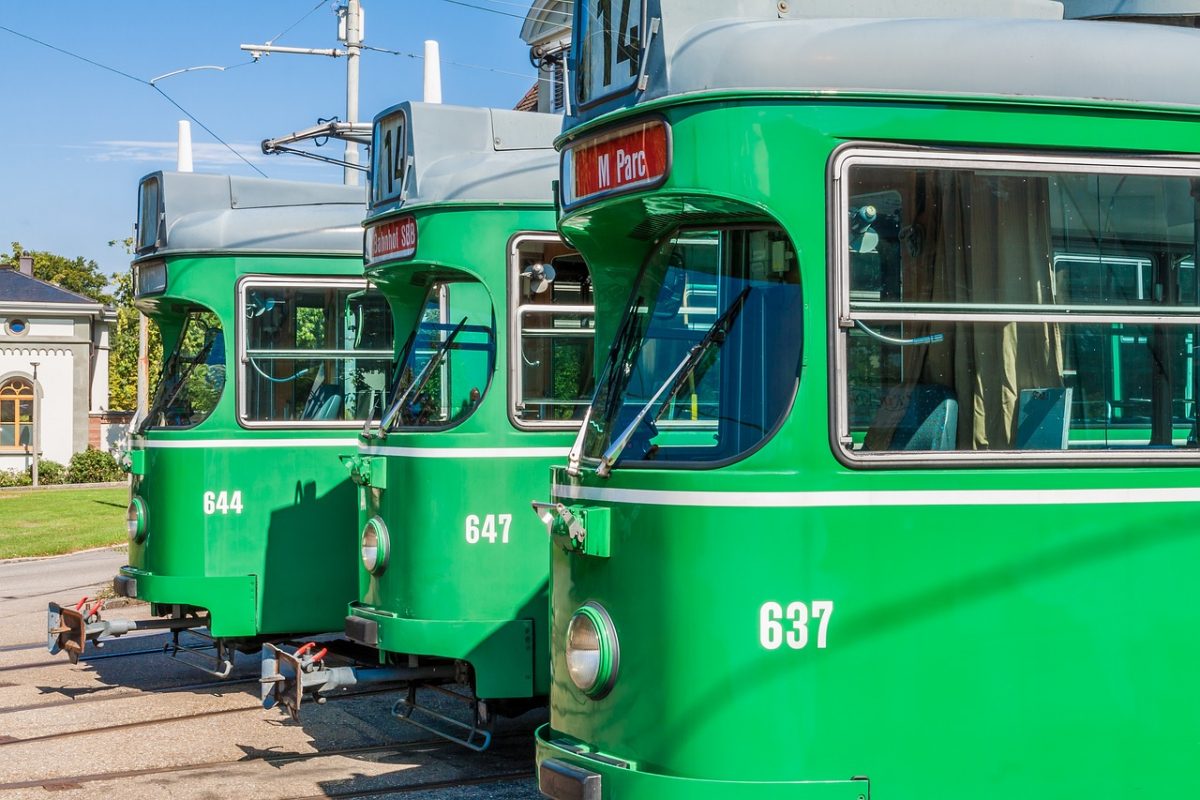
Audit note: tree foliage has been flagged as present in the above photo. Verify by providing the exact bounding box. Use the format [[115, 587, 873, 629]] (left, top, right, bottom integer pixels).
[[7, 242, 113, 304], [106, 238, 162, 411]]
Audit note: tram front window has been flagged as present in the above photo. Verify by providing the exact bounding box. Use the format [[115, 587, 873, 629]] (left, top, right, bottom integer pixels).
[[580, 226, 802, 469], [141, 310, 224, 431], [382, 280, 495, 431], [240, 281, 393, 426]]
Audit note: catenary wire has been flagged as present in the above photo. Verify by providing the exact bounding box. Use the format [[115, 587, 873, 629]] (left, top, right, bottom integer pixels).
[[361, 44, 534, 79], [0, 23, 268, 178], [267, 0, 333, 45]]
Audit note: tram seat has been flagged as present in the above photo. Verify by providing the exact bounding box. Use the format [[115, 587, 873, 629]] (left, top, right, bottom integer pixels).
[[301, 385, 344, 420], [1015, 387, 1072, 449], [868, 384, 959, 451]]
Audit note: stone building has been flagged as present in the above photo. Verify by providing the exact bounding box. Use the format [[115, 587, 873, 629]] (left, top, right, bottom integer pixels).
[[0, 256, 119, 471]]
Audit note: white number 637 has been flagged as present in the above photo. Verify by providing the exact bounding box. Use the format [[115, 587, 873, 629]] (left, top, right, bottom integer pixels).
[[759, 600, 833, 650]]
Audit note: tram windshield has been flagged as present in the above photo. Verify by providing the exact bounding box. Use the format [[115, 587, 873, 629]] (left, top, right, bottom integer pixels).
[[840, 153, 1200, 456], [579, 226, 802, 469], [383, 280, 495, 431], [140, 310, 225, 432], [240, 281, 393, 426]]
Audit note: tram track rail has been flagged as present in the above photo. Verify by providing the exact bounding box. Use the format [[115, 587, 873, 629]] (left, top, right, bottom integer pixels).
[[0, 731, 530, 792], [0, 675, 261, 716], [0, 683, 411, 747]]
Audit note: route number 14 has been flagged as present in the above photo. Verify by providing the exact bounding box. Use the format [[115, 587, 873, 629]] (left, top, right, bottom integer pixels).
[[760, 600, 834, 650], [465, 514, 512, 544], [202, 490, 243, 515]]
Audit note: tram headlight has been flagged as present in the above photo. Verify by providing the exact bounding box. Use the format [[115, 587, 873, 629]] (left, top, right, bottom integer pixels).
[[127, 496, 148, 543], [564, 602, 619, 699], [360, 516, 389, 575]]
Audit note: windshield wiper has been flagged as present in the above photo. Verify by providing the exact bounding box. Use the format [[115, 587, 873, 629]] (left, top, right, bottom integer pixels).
[[596, 286, 752, 478], [381, 316, 467, 431], [138, 328, 217, 434], [566, 295, 644, 476]]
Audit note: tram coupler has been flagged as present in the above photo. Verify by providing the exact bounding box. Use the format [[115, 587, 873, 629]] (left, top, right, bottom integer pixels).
[[260, 642, 456, 722], [166, 628, 234, 679], [47, 599, 138, 662]]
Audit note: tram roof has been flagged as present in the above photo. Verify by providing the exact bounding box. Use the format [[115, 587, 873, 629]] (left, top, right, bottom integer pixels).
[[367, 102, 562, 215], [134, 171, 365, 261], [573, 1, 1200, 126]]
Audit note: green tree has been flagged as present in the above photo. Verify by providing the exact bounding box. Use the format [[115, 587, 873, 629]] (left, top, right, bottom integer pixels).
[[106, 238, 162, 411], [8, 242, 113, 304]]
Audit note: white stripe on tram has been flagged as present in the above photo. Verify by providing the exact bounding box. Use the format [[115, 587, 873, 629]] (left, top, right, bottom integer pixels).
[[358, 445, 569, 459], [139, 439, 361, 450], [552, 484, 1200, 509]]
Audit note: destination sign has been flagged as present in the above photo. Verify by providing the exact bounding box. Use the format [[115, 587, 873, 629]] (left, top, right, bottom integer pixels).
[[371, 109, 407, 207], [562, 119, 669, 209], [367, 216, 417, 265]]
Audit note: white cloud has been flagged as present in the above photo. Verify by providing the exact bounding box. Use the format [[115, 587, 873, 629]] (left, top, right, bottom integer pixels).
[[81, 140, 332, 170]]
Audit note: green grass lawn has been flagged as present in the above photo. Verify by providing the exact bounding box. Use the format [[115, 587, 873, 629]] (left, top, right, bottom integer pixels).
[[0, 487, 128, 559]]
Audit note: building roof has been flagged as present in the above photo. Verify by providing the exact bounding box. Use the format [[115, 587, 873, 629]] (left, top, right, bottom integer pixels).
[[0, 267, 104, 308], [514, 83, 540, 111], [521, 0, 572, 45]]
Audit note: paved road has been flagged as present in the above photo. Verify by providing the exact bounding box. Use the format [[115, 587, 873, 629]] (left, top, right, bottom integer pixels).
[[0, 547, 545, 799], [0, 547, 127, 619]]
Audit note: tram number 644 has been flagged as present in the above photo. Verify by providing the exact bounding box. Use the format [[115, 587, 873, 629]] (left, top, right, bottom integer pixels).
[[759, 600, 833, 650], [465, 514, 512, 544], [202, 490, 243, 516]]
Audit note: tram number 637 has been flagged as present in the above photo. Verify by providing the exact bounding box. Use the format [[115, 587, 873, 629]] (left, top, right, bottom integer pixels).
[[465, 514, 512, 544], [759, 600, 834, 650], [202, 490, 243, 516]]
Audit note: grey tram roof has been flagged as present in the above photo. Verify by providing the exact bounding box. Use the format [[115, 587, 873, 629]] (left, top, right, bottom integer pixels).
[[368, 102, 563, 215], [574, 0, 1200, 126], [135, 171, 365, 261]]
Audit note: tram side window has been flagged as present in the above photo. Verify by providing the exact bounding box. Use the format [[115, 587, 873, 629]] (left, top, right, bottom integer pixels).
[[383, 281, 495, 431], [241, 282, 393, 426], [141, 310, 225, 431], [511, 237, 596, 427], [579, 226, 802, 468], [839, 155, 1200, 457]]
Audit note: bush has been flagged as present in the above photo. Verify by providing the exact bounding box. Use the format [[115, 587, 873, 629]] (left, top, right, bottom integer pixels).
[[0, 468, 32, 488], [35, 460, 67, 485], [67, 447, 124, 484]]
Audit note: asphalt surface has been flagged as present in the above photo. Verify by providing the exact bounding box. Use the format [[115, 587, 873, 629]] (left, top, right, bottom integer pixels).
[[0, 548, 546, 799]]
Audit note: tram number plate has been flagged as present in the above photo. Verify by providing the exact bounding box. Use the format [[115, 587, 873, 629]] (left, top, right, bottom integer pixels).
[[202, 490, 243, 515], [759, 600, 833, 650], [465, 514, 512, 544]]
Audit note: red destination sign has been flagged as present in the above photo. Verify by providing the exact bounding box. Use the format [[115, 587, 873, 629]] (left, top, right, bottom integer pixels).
[[369, 216, 417, 264], [568, 120, 669, 207]]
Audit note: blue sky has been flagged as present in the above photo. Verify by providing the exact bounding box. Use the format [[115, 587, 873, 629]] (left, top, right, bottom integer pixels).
[[0, 1, 544, 279]]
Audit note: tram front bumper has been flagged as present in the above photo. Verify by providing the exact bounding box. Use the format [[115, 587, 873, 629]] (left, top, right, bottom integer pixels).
[[345, 602, 536, 699], [536, 726, 871, 800], [116, 566, 258, 638]]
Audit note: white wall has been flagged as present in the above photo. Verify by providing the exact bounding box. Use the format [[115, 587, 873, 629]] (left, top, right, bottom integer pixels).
[[0, 317, 75, 338], [0, 347, 75, 467], [91, 320, 110, 413]]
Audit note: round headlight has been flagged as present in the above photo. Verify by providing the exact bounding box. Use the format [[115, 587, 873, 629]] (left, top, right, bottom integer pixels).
[[127, 496, 147, 543], [361, 516, 389, 575], [564, 602, 618, 699]]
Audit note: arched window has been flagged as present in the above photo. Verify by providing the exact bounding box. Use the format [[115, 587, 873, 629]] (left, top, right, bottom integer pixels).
[[0, 378, 34, 449]]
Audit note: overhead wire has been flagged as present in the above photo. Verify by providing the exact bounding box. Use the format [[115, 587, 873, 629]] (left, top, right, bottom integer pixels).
[[267, 0, 332, 45], [361, 44, 533, 79], [0, 23, 268, 178], [435, 0, 527, 20]]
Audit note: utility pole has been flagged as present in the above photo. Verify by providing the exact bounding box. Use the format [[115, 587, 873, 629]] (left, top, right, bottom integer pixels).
[[240, 1, 363, 186], [28, 362, 39, 488]]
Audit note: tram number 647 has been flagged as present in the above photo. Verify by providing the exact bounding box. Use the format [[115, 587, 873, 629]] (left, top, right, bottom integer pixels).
[[759, 600, 833, 650], [202, 490, 243, 516], [465, 514, 512, 544]]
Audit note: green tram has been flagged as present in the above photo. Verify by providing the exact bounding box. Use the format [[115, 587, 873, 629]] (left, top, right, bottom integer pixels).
[[50, 171, 391, 675], [263, 102, 595, 748], [536, 2, 1200, 797]]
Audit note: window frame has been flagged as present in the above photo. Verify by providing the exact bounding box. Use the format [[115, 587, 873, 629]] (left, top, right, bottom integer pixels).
[[829, 143, 1200, 468], [236, 275, 394, 430], [0, 376, 34, 451], [507, 231, 596, 431]]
